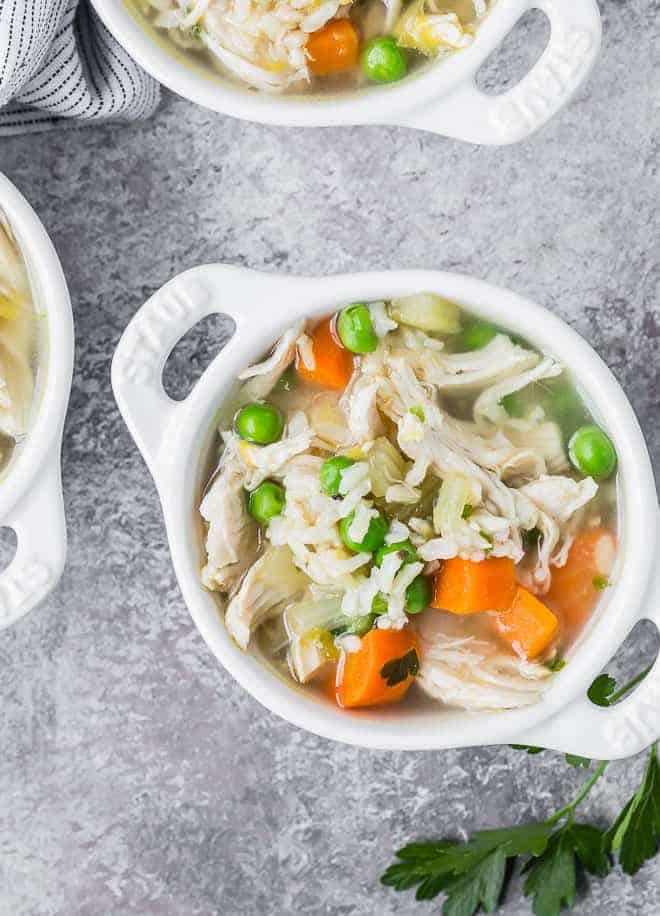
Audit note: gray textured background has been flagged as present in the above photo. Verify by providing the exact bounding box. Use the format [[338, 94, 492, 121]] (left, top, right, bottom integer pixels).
[[1, 1, 659, 914]]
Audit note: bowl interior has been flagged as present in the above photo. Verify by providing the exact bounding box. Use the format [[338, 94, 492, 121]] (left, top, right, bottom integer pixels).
[[93, 0, 514, 125], [158, 269, 656, 749], [0, 175, 73, 519]]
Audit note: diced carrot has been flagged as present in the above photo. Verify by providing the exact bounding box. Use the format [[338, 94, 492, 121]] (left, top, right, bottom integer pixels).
[[431, 557, 517, 615], [495, 586, 559, 660], [307, 20, 359, 77], [545, 527, 617, 640], [296, 317, 354, 391], [336, 628, 418, 709]]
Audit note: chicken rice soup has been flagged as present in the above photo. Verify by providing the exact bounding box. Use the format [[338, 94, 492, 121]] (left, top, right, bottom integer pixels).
[[130, 0, 492, 94], [0, 212, 37, 474], [199, 295, 619, 713]]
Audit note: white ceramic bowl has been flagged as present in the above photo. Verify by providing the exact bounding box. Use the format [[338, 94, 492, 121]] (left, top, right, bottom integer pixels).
[[92, 0, 601, 143], [0, 174, 74, 630], [112, 265, 659, 758]]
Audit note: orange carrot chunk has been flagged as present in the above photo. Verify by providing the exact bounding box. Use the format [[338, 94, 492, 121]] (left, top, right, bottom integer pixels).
[[336, 628, 418, 709], [307, 20, 359, 76], [297, 317, 354, 390], [431, 557, 517, 615], [495, 586, 559, 660], [545, 527, 616, 640]]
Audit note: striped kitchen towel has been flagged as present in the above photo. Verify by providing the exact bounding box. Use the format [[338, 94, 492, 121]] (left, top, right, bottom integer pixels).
[[0, 0, 160, 135]]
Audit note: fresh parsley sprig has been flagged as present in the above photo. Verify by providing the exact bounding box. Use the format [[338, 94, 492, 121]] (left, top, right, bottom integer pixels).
[[382, 760, 610, 916], [605, 743, 660, 876], [382, 666, 660, 916]]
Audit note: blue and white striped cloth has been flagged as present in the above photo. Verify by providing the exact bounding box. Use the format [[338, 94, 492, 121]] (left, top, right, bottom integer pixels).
[[0, 0, 160, 135]]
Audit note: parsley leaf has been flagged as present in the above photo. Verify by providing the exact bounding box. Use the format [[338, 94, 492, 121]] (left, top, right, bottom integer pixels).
[[547, 657, 566, 673], [462, 504, 474, 520], [523, 823, 609, 916], [442, 847, 507, 916], [565, 755, 592, 769], [606, 744, 660, 875], [510, 744, 544, 755], [587, 673, 617, 707], [382, 824, 552, 915], [380, 649, 419, 687], [522, 527, 542, 551]]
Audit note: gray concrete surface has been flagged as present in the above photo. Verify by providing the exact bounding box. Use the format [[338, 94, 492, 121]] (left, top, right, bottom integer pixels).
[[1, 1, 659, 913]]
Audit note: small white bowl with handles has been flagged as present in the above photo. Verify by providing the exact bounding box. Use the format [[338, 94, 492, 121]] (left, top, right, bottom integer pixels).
[[0, 174, 74, 630], [91, 0, 601, 144], [112, 265, 659, 759]]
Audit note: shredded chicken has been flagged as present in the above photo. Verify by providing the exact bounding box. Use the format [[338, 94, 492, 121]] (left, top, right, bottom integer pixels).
[[225, 546, 308, 649], [141, 0, 492, 91], [199, 292, 615, 715], [200, 450, 257, 591], [415, 613, 552, 710], [238, 320, 304, 402]]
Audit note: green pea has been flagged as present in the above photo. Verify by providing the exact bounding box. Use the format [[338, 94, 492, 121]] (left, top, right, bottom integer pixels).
[[361, 37, 407, 84], [568, 425, 617, 480], [375, 540, 418, 567], [405, 575, 432, 614], [320, 455, 356, 496], [234, 402, 283, 445], [336, 304, 378, 354], [339, 511, 388, 553], [459, 319, 500, 351], [248, 481, 285, 523]]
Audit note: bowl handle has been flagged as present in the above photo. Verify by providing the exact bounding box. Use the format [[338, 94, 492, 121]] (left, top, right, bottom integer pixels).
[[0, 458, 67, 630], [111, 265, 297, 477], [511, 510, 660, 760], [399, 0, 601, 145]]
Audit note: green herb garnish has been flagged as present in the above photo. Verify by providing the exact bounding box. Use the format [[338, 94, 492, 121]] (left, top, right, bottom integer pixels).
[[409, 406, 426, 421], [565, 754, 592, 768], [511, 744, 544, 755], [605, 744, 660, 875], [380, 648, 419, 687], [461, 504, 474, 520], [522, 527, 542, 551], [383, 667, 659, 916], [593, 575, 609, 591], [587, 673, 618, 706]]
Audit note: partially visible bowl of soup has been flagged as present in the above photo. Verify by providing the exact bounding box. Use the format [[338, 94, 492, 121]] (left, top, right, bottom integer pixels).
[[112, 266, 659, 758], [92, 0, 602, 142], [0, 173, 74, 630]]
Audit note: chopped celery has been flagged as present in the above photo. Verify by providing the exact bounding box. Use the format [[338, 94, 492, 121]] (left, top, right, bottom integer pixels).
[[433, 474, 472, 535], [305, 628, 340, 660], [332, 614, 377, 637], [285, 595, 346, 637], [371, 593, 388, 616], [368, 437, 408, 498], [389, 293, 461, 333]]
